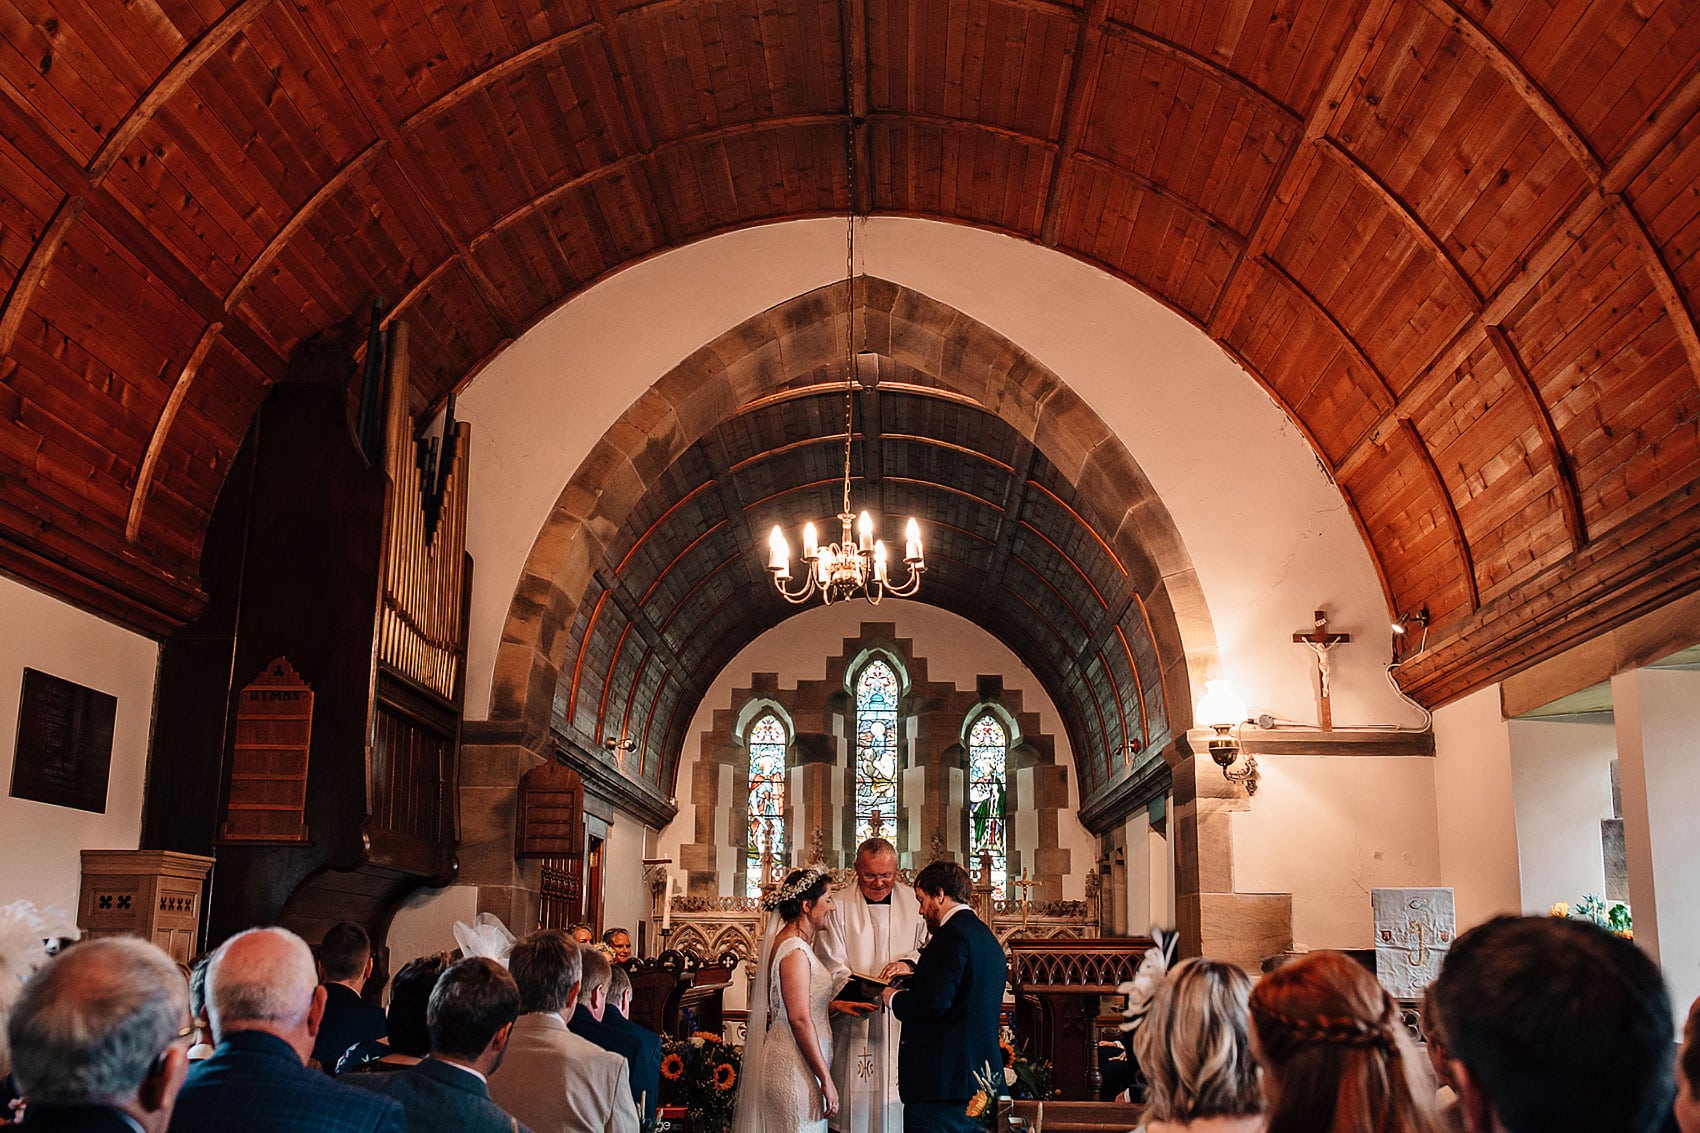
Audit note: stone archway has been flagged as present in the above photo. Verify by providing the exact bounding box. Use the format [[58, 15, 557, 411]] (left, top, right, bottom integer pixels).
[[470, 277, 1279, 961]]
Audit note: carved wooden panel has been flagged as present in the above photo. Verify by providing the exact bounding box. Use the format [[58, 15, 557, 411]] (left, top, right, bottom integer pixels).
[[515, 761, 586, 859], [220, 658, 312, 844]]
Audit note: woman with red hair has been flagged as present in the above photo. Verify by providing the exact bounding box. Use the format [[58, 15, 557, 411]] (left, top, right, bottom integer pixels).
[[1249, 952, 1441, 1133]]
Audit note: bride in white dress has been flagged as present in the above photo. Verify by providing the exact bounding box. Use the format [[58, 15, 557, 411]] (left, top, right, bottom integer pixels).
[[733, 868, 840, 1133]]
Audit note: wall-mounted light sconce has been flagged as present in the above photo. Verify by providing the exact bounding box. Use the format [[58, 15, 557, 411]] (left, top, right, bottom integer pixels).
[[1197, 679, 1258, 795], [604, 734, 636, 769], [1390, 609, 1430, 662]]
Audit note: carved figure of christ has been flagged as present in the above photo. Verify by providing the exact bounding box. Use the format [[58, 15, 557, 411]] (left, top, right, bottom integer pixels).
[[1292, 609, 1351, 730]]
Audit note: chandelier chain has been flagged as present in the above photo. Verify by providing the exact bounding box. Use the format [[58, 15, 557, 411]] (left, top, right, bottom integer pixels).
[[842, 118, 856, 519]]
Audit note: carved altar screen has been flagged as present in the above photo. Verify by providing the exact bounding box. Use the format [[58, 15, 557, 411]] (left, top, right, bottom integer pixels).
[[855, 659, 898, 844], [968, 714, 1008, 899], [746, 713, 786, 897]]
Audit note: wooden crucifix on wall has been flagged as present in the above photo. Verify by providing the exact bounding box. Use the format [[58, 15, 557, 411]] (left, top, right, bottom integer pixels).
[[1292, 610, 1351, 730]]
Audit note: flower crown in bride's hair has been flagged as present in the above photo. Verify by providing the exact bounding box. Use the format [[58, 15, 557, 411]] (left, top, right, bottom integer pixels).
[[761, 867, 831, 911]]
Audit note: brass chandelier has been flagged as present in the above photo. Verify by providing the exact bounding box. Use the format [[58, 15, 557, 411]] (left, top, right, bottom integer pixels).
[[765, 135, 924, 605]]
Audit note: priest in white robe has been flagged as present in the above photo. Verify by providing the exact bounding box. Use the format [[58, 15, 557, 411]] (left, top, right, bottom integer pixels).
[[817, 838, 929, 1133]]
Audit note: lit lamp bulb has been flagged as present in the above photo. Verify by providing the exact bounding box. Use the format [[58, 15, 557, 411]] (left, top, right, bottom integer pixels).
[[1198, 679, 1247, 732], [802, 522, 818, 561], [857, 511, 873, 552], [874, 540, 889, 583], [904, 517, 922, 563], [767, 526, 790, 578]]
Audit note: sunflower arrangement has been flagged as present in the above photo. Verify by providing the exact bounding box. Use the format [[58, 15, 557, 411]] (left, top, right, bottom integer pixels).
[[999, 1027, 1056, 1100], [658, 1030, 743, 1133]]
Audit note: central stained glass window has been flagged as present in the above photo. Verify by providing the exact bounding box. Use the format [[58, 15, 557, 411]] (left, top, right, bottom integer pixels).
[[967, 714, 1009, 899], [746, 712, 786, 898], [855, 659, 899, 846]]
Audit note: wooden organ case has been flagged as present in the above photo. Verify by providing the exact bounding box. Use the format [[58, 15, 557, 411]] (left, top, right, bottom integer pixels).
[[146, 318, 470, 951]]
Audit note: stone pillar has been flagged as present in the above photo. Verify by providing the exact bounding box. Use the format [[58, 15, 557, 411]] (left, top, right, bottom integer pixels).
[[459, 738, 543, 933], [1612, 667, 1700, 1016], [791, 732, 839, 866], [1011, 763, 1070, 902], [681, 753, 735, 897], [1172, 746, 1291, 970]]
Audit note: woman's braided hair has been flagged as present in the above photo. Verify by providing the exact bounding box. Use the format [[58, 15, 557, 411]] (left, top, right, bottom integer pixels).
[[1249, 951, 1440, 1133]]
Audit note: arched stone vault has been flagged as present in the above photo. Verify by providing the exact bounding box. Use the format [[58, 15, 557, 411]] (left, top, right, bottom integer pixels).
[[489, 277, 1212, 816]]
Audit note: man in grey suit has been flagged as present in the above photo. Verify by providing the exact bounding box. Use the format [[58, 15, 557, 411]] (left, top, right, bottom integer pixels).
[[347, 957, 532, 1133], [489, 931, 639, 1133]]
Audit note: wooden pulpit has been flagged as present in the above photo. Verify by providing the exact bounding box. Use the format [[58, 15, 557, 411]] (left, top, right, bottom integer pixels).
[[1007, 936, 1152, 1100], [627, 950, 742, 1038]]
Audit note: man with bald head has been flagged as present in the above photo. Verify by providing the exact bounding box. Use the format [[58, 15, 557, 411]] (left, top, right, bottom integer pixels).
[[167, 927, 404, 1133]]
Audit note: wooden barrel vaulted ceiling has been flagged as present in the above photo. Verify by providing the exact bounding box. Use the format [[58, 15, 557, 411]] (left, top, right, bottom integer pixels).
[[1, 0, 1699, 720]]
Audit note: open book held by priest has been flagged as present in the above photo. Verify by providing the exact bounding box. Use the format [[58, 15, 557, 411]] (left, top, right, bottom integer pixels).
[[839, 969, 911, 1004]]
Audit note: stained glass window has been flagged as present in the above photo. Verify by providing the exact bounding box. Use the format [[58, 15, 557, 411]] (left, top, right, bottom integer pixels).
[[968, 714, 1008, 899], [855, 659, 899, 846], [746, 713, 787, 898]]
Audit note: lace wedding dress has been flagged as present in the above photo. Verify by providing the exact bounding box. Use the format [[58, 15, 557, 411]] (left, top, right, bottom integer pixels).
[[758, 935, 835, 1133]]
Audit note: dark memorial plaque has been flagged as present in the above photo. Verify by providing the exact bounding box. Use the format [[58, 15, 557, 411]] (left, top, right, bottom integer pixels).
[[10, 668, 117, 813]]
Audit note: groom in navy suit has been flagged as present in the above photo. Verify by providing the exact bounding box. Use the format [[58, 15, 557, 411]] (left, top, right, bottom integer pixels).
[[882, 861, 1006, 1133]]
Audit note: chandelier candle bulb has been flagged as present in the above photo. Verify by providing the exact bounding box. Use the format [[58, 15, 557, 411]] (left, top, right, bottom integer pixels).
[[802, 523, 818, 560], [858, 511, 873, 552], [905, 519, 922, 562], [874, 540, 889, 582], [767, 526, 790, 577]]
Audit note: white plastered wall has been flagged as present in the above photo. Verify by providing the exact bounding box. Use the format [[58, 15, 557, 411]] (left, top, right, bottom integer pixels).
[[0, 576, 160, 910], [654, 601, 1098, 901], [1432, 686, 1523, 931], [457, 218, 1414, 736], [1231, 754, 1442, 948], [1507, 717, 1616, 915]]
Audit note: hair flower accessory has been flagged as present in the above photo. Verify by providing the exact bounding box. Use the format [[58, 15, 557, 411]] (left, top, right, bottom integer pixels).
[[1118, 925, 1177, 1034], [452, 912, 516, 966], [760, 867, 830, 910]]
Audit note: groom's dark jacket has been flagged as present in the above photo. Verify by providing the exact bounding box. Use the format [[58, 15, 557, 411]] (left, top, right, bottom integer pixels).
[[889, 906, 1006, 1103]]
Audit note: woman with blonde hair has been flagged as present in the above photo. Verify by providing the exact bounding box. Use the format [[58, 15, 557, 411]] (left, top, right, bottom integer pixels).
[[1131, 956, 1263, 1132], [1249, 951, 1440, 1133]]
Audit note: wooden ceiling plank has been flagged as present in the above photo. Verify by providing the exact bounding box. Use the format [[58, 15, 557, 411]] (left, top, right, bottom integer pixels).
[[85, 0, 274, 181], [126, 321, 224, 543], [586, 0, 672, 245], [1039, 0, 1107, 246], [981, 438, 1035, 600], [0, 195, 83, 361], [1603, 63, 1700, 195], [1101, 16, 1305, 126], [1258, 253, 1397, 406], [1206, 0, 1397, 336], [844, 0, 873, 215], [224, 140, 388, 308], [1312, 136, 1482, 308], [1483, 325, 1585, 552], [1601, 192, 1700, 393], [1414, 0, 1601, 179]]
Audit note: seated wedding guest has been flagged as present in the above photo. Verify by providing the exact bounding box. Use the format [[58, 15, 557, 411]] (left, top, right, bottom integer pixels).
[[338, 954, 449, 1075], [7, 937, 193, 1132], [568, 948, 660, 1124], [168, 927, 404, 1133], [1130, 957, 1261, 1133], [601, 929, 632, 965], [313, 922, 387, 1075], [186, 958, 214, 1062], [568, 925, 595, 946], [1250, 951, 1439, 1133], [489, 930, 638, 1133], [1433, 915, 1672, 1133], [1676, 997, 1700, 1133], [346, 958, 532, 1133]]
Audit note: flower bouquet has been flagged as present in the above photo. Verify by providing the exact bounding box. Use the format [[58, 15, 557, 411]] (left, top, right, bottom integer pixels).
[[659, 1030, 742, 1133], [999, 1028, 1055, 1101], [1550, 894, 1632, 939]]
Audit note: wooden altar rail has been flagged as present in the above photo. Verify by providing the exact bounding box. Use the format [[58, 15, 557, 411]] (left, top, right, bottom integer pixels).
[[1006, 1100, 1142, 1133]]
